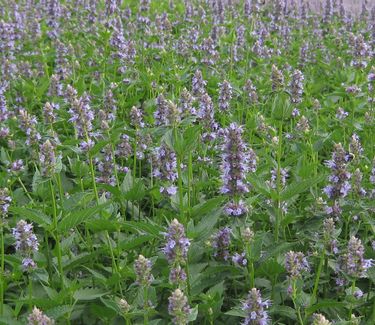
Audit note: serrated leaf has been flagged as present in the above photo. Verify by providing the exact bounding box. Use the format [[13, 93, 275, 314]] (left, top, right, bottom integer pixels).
[[45, 305, 71, 320], [86, 219, 119, 232], [191, 197, 225, 218], [118, 235, 154, 251], [280, 175, 325, 200], [73, 288, 108, 301], [270, 305, 297, 320], [63, 252, 99, 270], [57, 203, 109, 232], [187, 305, 199, 322], [225, 309, 246, 317], [122, 220, 164, 237], [247, 174, 272, 197], [32, 169, 49, 194], [0, 317, 22, 325], [306, 299, 346, 314], [9, 207, 52, 226]]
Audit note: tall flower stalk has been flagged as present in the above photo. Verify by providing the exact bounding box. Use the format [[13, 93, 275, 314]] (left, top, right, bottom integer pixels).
[[0, 188, 11, 314], [220, 123, 257, 216]]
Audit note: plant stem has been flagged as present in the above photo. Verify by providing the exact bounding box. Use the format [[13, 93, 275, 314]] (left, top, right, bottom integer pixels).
[[28, 276, 33, 311], [349, 280, 356, 319], [143, 286, 149, 325], [246, 243, 254, 289], [292, 280, 304, 325], [17, 177, 34, 203], [0, 226, 4, 315], [49, 179, 64, 288], [312, 249, 325, 303], [275, 122, 283, 242]]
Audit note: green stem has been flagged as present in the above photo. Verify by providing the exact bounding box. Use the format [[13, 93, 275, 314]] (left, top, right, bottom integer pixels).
[[28, 276, 33, 311], [177, 156, 184, 222], [17, 177, 34, 203], [143, 286, 149, 325], [49, 180, 64, 288], [88, 153, 99, 202], [174, 127, 184, 224], [349, 280, 356, 319], [246, 244, 254, 289], [312, 250, 325, 304], [0, 226, 4, 315], [185, 260, 192, 301], [292, 280, 304, 325], [275, 122, 283, 242]]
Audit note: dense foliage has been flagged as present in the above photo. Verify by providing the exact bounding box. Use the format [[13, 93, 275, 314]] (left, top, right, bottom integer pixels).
[[0, 0, 374, 324]]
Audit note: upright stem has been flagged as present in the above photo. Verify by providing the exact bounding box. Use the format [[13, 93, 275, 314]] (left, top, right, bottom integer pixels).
[[187, 152, 193, 218], [275, 122, 283, 241], [292, 280, 304, 325], [17, 177, 34, 203], [349, 280, 356, 319], [28, 276, 33, 311], [312, 249, 325, 303], [177, 156, 184, 223], [174, 127, 184, 224], [0, 226, 4, 315], [49, 180, 64, 288], [87, 150, 122, 293], [143, 286, 149, 325], [88, 153, 99, 202], [246, 243, 254, 289]]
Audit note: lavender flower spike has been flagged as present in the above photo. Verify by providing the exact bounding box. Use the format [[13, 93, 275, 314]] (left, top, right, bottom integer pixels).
[[312, 313, 332, 325], [285, 251, 309, 279], [28, 306, 54, 325], [323, 143, 351, 200], [39, 140, 57, 177], [134, 254, 153, 287], [211, 227, 231, 261], [12, 220, 39, 271], [0, 188, 12, 218], [152, 144, 178, 196], [163, 219, 190, 265], [221, 123, 257, 216], [218, 80, 233, 111], [289, 69, 304, 104], [168, 289, 191, 325], [242, 288, 271, 325], [339, 236, 374, 278]]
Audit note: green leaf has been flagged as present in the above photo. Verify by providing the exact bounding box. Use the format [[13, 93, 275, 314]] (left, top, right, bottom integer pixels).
[[63, 252, 99, 271], [120, 173, 146, 201], [118, 235, 154, 251], [9, 207, 52, 226], [191, 197, 225, 219], [57, 203, 109, 232], [225, 309, 246, 317], [100, 298, 120, 313], [306, 299, 346, 314], [270, 305, 297, 320], [192, 207, 221, 240], [86, 219, 119, 232], [122, 220, 164, 237], [32, 169, 49, 195], [73, 288, 108, 301], [187, 305, 199, 322], [247, 174, 272, 197], [280, 175, 326, 200], [45, 305, 71, 320], [0, 317, 22, 325], [271, 92, 293, 121]]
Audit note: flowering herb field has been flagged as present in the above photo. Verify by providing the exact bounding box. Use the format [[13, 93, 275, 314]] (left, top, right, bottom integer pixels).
[[0, 0, 374, 324]]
